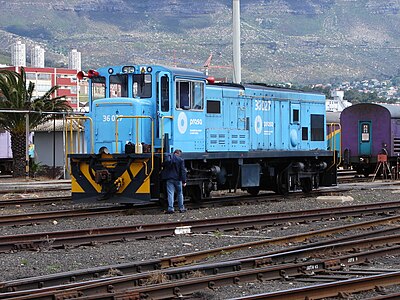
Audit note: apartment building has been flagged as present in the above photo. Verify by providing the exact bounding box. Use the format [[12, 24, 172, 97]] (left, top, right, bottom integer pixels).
[[1, 66, 80, 110]]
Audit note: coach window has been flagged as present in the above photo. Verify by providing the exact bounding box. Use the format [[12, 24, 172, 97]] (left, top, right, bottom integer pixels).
[[176, 80, 204, 110], [311, 114, 324, 141], [110, 74, 128, 98], [91, 76, 106, 100], [133, 74, 152, 98]]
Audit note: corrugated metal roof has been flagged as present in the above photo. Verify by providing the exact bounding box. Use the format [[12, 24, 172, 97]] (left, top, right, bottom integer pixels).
[[33, 119, 84, 132], [326, 111, 341, 123], [375, 103, 400, 119], [344, 103, 400, 119]]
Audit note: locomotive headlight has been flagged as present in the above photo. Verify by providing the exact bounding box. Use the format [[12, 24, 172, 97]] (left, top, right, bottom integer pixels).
[[108, 68, 114, 74], [99, 146, 110, 154], [122, 66, 135, 73], [147, 66, 152, 73]]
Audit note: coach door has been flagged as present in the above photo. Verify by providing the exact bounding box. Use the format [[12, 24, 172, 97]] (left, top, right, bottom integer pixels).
[[157, 72, 172, 152], [359, 121, 372, 156]]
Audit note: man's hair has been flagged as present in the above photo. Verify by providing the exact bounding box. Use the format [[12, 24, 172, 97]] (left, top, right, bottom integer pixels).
[[174, 149, 182, 155]]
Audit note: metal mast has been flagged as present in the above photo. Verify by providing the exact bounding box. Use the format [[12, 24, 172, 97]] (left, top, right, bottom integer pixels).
[[232, 0, 241, 84]]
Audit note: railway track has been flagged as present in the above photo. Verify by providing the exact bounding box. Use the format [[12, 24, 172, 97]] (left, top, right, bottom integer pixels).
[[0, 186, 400, 299], [2, 218, 400, 298], [231, 271, 400, 300], [0, 195, 71, 207], [2, 199, 400, 252], [0, 184, 70, 194], [0, 187, 349, 226], [2, 176, 400, 299]]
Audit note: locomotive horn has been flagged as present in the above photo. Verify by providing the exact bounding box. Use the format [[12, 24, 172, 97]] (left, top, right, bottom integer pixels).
[[88, 69, 99, 78], [77, 71, 86, 80]]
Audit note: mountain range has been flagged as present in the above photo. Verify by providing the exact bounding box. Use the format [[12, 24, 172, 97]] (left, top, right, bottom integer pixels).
[[1, 0, 400, 84]]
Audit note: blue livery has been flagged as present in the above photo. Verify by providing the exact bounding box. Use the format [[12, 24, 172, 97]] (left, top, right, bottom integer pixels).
[[68, 64, 336, 203]]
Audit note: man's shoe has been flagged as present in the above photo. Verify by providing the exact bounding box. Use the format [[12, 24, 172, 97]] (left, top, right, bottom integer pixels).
[[179, 209, 187, 213], [166, 210, 174, 214]]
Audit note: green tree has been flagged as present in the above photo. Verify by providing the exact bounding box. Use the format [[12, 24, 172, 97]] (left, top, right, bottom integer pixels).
[[0, 67, 72, 177], [344, 89, 380, 104]]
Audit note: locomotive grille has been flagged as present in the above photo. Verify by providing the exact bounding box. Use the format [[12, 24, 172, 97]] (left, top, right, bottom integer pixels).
[[219, 134, 226, 145], [209, 133, 226, 145], [394, 138, 400, 153], [206, 129, 248, 151]]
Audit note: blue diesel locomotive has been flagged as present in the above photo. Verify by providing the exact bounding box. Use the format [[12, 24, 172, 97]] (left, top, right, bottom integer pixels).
[[68, 64, 337, 203]]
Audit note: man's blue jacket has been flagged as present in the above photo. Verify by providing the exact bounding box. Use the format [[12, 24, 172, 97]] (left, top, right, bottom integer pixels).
[[161, 153, 187, 183]]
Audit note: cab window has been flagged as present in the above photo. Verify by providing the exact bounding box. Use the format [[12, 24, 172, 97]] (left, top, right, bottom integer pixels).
[[91, 76, 106, 100], [176, 80, 204, 110], [110, 75, 128, 98], [133, 74, 152, 98]]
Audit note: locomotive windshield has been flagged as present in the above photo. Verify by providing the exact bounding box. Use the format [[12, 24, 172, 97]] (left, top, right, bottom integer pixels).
[[110, 74, 128, 97], [91, 76, 106, 100], [108, 74, 152, 98], [133, 74, 152, 98]]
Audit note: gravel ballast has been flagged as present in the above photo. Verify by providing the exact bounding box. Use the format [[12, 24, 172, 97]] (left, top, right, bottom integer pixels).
[[1, 180, 400, 299]]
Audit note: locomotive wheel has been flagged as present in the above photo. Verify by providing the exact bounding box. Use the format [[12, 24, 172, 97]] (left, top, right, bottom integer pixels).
[[247, 187, 260, 196], [276, 172, 289, 196], [301, 178, 313, 193], [158, 181, 168, 209], [158, 197, 168, 210], [188, 185, 202, 203]]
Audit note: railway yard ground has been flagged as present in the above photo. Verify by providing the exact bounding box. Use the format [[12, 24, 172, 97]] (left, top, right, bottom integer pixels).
[[1, 176, 400, 299]]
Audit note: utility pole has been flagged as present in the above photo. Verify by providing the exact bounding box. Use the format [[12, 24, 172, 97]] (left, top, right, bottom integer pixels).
[[232, 0, 241, 84]]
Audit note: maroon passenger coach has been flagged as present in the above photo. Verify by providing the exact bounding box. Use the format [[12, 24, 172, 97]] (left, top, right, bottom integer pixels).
[[341, 103, 400, 177]]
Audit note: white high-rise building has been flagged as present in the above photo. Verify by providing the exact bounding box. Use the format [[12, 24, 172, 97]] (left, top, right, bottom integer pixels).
[[68, 49, 81, 71], [31, 45, 45, 68], [11, 41, 26, 67]]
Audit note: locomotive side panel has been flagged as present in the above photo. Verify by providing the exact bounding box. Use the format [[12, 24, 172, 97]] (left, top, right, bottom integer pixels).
[[249, 94, 275, 151], [69, 64, 336, 204]]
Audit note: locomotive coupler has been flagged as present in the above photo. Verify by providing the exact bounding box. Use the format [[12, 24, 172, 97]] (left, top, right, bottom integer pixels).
[[95, 169, 112, 184], [95, 169, 119, 200]]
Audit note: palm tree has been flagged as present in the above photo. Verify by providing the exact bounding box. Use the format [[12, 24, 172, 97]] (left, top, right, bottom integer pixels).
[[0, 67, 72, 177]]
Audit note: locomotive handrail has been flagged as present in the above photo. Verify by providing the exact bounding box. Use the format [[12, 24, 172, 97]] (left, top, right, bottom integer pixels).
[[65, 116, 94, 173], [327, 122, 342, 167], [115, 115, 154, 177], [161, 115, 174, 164]]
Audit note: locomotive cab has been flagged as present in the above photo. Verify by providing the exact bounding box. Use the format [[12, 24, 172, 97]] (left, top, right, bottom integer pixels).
[[68, 65, 207, 203]]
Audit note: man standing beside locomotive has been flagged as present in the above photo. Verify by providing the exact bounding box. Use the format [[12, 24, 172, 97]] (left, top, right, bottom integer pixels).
[[162, 149, 187, 213]]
